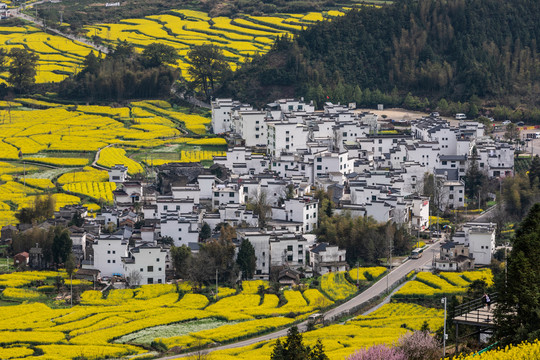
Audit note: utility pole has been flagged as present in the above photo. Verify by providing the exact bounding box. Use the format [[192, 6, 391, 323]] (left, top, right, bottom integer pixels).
[[356, 261, 359, 287], [442, 297, 447, 357], [215, 268, 218, 301], [70, 273, 73, 307], [386, 234, 392, 294]]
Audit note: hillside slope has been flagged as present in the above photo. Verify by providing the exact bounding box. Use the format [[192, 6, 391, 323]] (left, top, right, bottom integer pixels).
[[222, 0, 540, 107]]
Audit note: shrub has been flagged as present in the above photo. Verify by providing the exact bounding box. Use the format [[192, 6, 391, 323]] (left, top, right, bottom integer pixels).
[[397, 331, 440, 360], [347, 344, 406, 360]]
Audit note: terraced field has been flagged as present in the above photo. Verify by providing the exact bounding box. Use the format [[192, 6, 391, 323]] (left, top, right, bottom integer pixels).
[[394, 269, 493, 298], [0, 99, 225, 229], [84, 9, 346, 73], [0, 25, 97, 83], [0, 276, 334, 359]]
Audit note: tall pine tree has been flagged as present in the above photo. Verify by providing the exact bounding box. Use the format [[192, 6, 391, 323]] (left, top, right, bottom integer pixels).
[[495, 203, 540, 344]]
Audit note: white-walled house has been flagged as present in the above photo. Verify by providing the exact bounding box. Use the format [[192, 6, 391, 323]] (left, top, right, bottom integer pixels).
[[160, 213, 200, 247], [171, 186, 200, 203], [270, 233, 307, 268], [463, 222, 496, 266], [156, 197, 196, 216], [212, 183, 245, 209], [313, 151, 353, 179], [235, 110, 268, 147], [309, 242, 348, 275], [109, 165, 128, 184], [440, 180, 465, 210], [122, 244, 168, 285], [213, 147, 270, 175], [113, 182, 143, 210], [267, 121, 308, 156], [86, 233, 129, 277], [211, 98, 240, 134], [198, 175, 216, 200], [410, 197, 430, 231], [69, 227, 87, 263], [272, 198, 318, 233]]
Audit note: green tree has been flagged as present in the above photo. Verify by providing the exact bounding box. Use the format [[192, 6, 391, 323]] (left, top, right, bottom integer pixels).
[[464, 151, 488, 204], [0, 48, 7, 73], [82, 51, 101, 75], [52, 227, 72, 265], [200, 222, 212, 240], [187, 44, 231, 101], [308, 340, 329, 360], [270, 326, 328, 360], [246, 190, 272, 228], [65, 253, 77, 277], [141, 43, 179, 68], [236, 239, 256, 280], [110, 40, 134, 60], [528, 156, 540, 186], [504, 123, 520, 143], [495, 203, 540, 344], [8, 48, 39, 92], [15, 194, 56, 225], [170, 245, 192, 278]]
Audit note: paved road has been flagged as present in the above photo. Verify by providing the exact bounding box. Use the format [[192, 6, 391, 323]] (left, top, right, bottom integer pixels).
[[160, 241, 440, 359]]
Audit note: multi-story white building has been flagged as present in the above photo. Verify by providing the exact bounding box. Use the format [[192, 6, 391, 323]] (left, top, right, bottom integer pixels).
[[159, 213, 200, 247], [234, 110, 267, 147], [312, 151, 353, 179], [272, 198, 318, 233], [270, 232, 308, 268], [122, 244, 168, 285], [211, 98, 240, 134], [213, 147, 270, 175], [86, 233, 129, 277], [440, 180, 465, 210], [108, 165, 128, 184], [267, 121, 308, 156], [463, 222, 496, 266], [309, 242, 348, 275], [212, 183, 245, 209]]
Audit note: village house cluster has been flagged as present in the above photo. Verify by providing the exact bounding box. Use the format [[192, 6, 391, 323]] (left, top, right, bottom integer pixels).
[[2, 98, 512, 284]]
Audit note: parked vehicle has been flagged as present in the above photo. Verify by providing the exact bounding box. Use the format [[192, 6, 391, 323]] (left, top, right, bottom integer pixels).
[[411, 248, 423, 259], [455, 113, 466, 120], [502, 120, 511, 125], [430, 112, 440, 118]]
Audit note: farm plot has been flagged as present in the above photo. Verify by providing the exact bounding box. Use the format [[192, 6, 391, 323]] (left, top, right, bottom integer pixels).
[[321, 271, 357, 301], [0, 25, 97, 83], [0, 99, 224, 230], [394, 269, 493, 298], [0, 279, 335, 358], [211, 301, 443, 360], [83, 9, 346, 74]]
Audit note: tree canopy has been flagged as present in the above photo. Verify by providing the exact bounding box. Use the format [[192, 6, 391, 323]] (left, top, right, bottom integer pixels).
[[222, 0, 540, 110], [187, 44, 231, 101], [495, 203, 540, 344], [8, 48, 39, 93], [237, 239, 257, 280], [271, 326, 329, 360]]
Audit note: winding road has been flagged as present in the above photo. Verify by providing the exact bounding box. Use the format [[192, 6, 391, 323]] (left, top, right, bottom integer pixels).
[[160, 240, 441, 359]]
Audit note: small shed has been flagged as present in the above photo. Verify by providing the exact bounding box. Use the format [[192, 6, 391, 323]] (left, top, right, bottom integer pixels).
[[14, 252, 29, 266], [278, 268, 301, 286]]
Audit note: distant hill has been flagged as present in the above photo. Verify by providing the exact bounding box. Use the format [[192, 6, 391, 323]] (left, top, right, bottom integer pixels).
[[221, 0, 540, 108]]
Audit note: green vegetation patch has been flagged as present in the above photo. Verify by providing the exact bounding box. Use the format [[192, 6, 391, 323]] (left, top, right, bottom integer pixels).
[[114, 318, 236, 345]]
